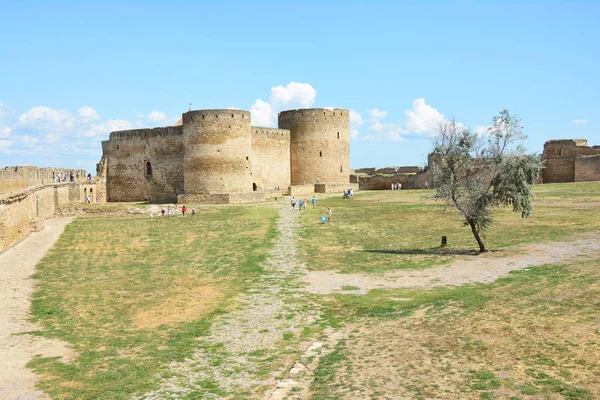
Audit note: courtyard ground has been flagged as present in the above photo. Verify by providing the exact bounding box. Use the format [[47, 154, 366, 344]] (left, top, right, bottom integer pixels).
[[5, 182, 600, 399]]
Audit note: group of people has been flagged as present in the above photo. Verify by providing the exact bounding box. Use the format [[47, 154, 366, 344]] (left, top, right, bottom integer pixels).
[[290, 196, 333, 223], [52, 171, 93, 183], [149, 204, 196, 220], [290, 196, 317, 211], [391, 182, 402, 190], [342, 187, 354, 199]]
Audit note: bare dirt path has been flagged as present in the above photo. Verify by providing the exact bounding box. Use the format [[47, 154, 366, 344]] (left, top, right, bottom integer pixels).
[[0, 218, 75, 400], [303, 231, 600, 294], [140, 201, 322, 399]]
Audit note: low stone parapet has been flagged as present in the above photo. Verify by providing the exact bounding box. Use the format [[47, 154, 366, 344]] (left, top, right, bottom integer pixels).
[[314, 183, 359, 193], [177, 191, 266, 204]]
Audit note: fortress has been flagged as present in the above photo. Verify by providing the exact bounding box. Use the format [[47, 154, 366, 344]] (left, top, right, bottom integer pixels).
[[541, 139, 600, 183], [97, 108, 353, 203]]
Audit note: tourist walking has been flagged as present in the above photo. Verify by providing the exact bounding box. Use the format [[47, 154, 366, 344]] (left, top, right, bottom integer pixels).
[[302, 198, 307, 210], [191, 207, 196, 217], [298, 199, 303, 210], [312, 196, 317, 209], [326, 207, 333, 223], [149, 211, 153, 221], [291, 197, 296, 211], [182, 205, 187, 216], [167, 206, 172, 218]]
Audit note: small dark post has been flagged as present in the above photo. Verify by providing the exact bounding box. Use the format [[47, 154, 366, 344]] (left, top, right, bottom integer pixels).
[[441, 236, 447, 247]]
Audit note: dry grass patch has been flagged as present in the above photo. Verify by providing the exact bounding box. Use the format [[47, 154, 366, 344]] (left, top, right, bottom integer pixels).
[[312, 258, 600, 399], [133, 278, 223, 329]]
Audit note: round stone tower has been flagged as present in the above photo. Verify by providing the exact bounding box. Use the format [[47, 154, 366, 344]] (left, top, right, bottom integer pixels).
[[278, 108, 350, 185], [182, 109, 252, 195]]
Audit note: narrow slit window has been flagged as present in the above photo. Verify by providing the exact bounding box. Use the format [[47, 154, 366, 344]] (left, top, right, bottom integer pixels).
[[319, 151, 322, 157], [145, 161, 152, 177], [337, 132, 340, 139]]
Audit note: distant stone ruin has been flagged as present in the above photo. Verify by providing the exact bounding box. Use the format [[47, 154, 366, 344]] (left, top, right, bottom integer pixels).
[[542, 139, 600, 183]]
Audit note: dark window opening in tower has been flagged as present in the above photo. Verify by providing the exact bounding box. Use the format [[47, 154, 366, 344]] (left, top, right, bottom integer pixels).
[[253, 182, 258, 191], [559, 149, 563, 156], [145, 161, 152, 177], [320, 151, 322, 157], [340, 166, 343, 172], [337, 132, 339, 139], [246, 156, 249, 161], [116, 145, 120, 150]]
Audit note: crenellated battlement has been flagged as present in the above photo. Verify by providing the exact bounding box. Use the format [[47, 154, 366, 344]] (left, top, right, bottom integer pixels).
[[251, 126, 290, 139], [109, 126, 183, 140]]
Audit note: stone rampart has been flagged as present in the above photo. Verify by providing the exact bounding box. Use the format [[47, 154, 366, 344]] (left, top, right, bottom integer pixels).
[[314, 183, 359, 194], [0, 179, 108, 252], [542, 138, 600, 183], [357, 170, 432, 190], [288, 184, 316, 196], [0, 166, 86, 195], [575, 155, 600, 182], [105, 126, 184, 202], [251, 126, 290, 191]]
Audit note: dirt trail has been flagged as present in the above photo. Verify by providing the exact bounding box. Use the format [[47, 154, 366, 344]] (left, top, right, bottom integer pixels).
[[141, 201, 321, 399], [0, 218, 75, 400], [303, 231, 600, 294]]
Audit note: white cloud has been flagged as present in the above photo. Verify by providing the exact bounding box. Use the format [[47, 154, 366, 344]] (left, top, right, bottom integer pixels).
[[573, 119, 588, 124], [404, 98, 445, 135], [324, 106, 334, 111], [0, 101, 16, 122], [350, 110, 364, 127], [351, 129, 359, 139], [21, 135, 39, 146], [146, 110, 167, 122], [475, 125, 491, 137], [18, 106, 75, 130], [78, 106, 101, 120], [358, 98, 462, 142], [250, 99, 274, 127], [2, 102, 175, 171], [0, 139, 13, 153], [270, 82, 316, 108], [250, 82, 316, 127], [369, 108, 388, 119]]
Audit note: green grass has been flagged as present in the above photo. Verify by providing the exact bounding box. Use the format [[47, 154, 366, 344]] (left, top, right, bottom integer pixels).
[[298, 182, 600, 273], [310, 257, 600, 399], [28, 204, 278, 399]]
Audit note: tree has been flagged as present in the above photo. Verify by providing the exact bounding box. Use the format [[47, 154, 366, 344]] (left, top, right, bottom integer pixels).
[[431, 110, 543, 253]]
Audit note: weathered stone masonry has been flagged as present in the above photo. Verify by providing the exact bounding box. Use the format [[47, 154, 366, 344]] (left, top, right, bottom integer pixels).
[[542, 139, 600, 183], [100, 108, 351, 203]]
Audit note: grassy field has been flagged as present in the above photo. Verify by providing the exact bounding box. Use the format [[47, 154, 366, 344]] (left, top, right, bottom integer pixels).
[[311, 257, 600, 399], [28, 204, 277, 399], [25, 182, 600, 399], [297, 182, 600, 273]]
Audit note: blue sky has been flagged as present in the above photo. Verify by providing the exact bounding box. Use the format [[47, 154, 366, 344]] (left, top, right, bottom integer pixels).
[[1, 1, 598, 174]]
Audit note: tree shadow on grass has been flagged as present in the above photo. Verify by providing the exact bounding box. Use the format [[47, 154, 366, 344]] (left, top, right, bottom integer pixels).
[[360, 248, 482, 256]]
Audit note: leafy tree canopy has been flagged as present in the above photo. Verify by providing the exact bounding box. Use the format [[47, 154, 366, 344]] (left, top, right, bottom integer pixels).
[[432, 110, 543, 252]]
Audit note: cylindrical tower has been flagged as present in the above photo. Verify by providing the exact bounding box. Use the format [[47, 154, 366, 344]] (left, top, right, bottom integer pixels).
[[183, 109, 253, 194], [278, 108, 350, 185]]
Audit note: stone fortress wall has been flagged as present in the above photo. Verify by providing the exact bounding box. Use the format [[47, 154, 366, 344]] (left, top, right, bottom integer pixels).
[[0, 166, 105, 253], [103, 126, 184, 202], [251, 126, 291, 191], [100, 107, 351, 203], [353, 153, 439, 190], [0, 166, 86, 195], [542, 139, 600, 183]]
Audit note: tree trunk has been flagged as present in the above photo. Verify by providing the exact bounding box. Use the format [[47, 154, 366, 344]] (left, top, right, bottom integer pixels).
[[467, 218, 487, 253]]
